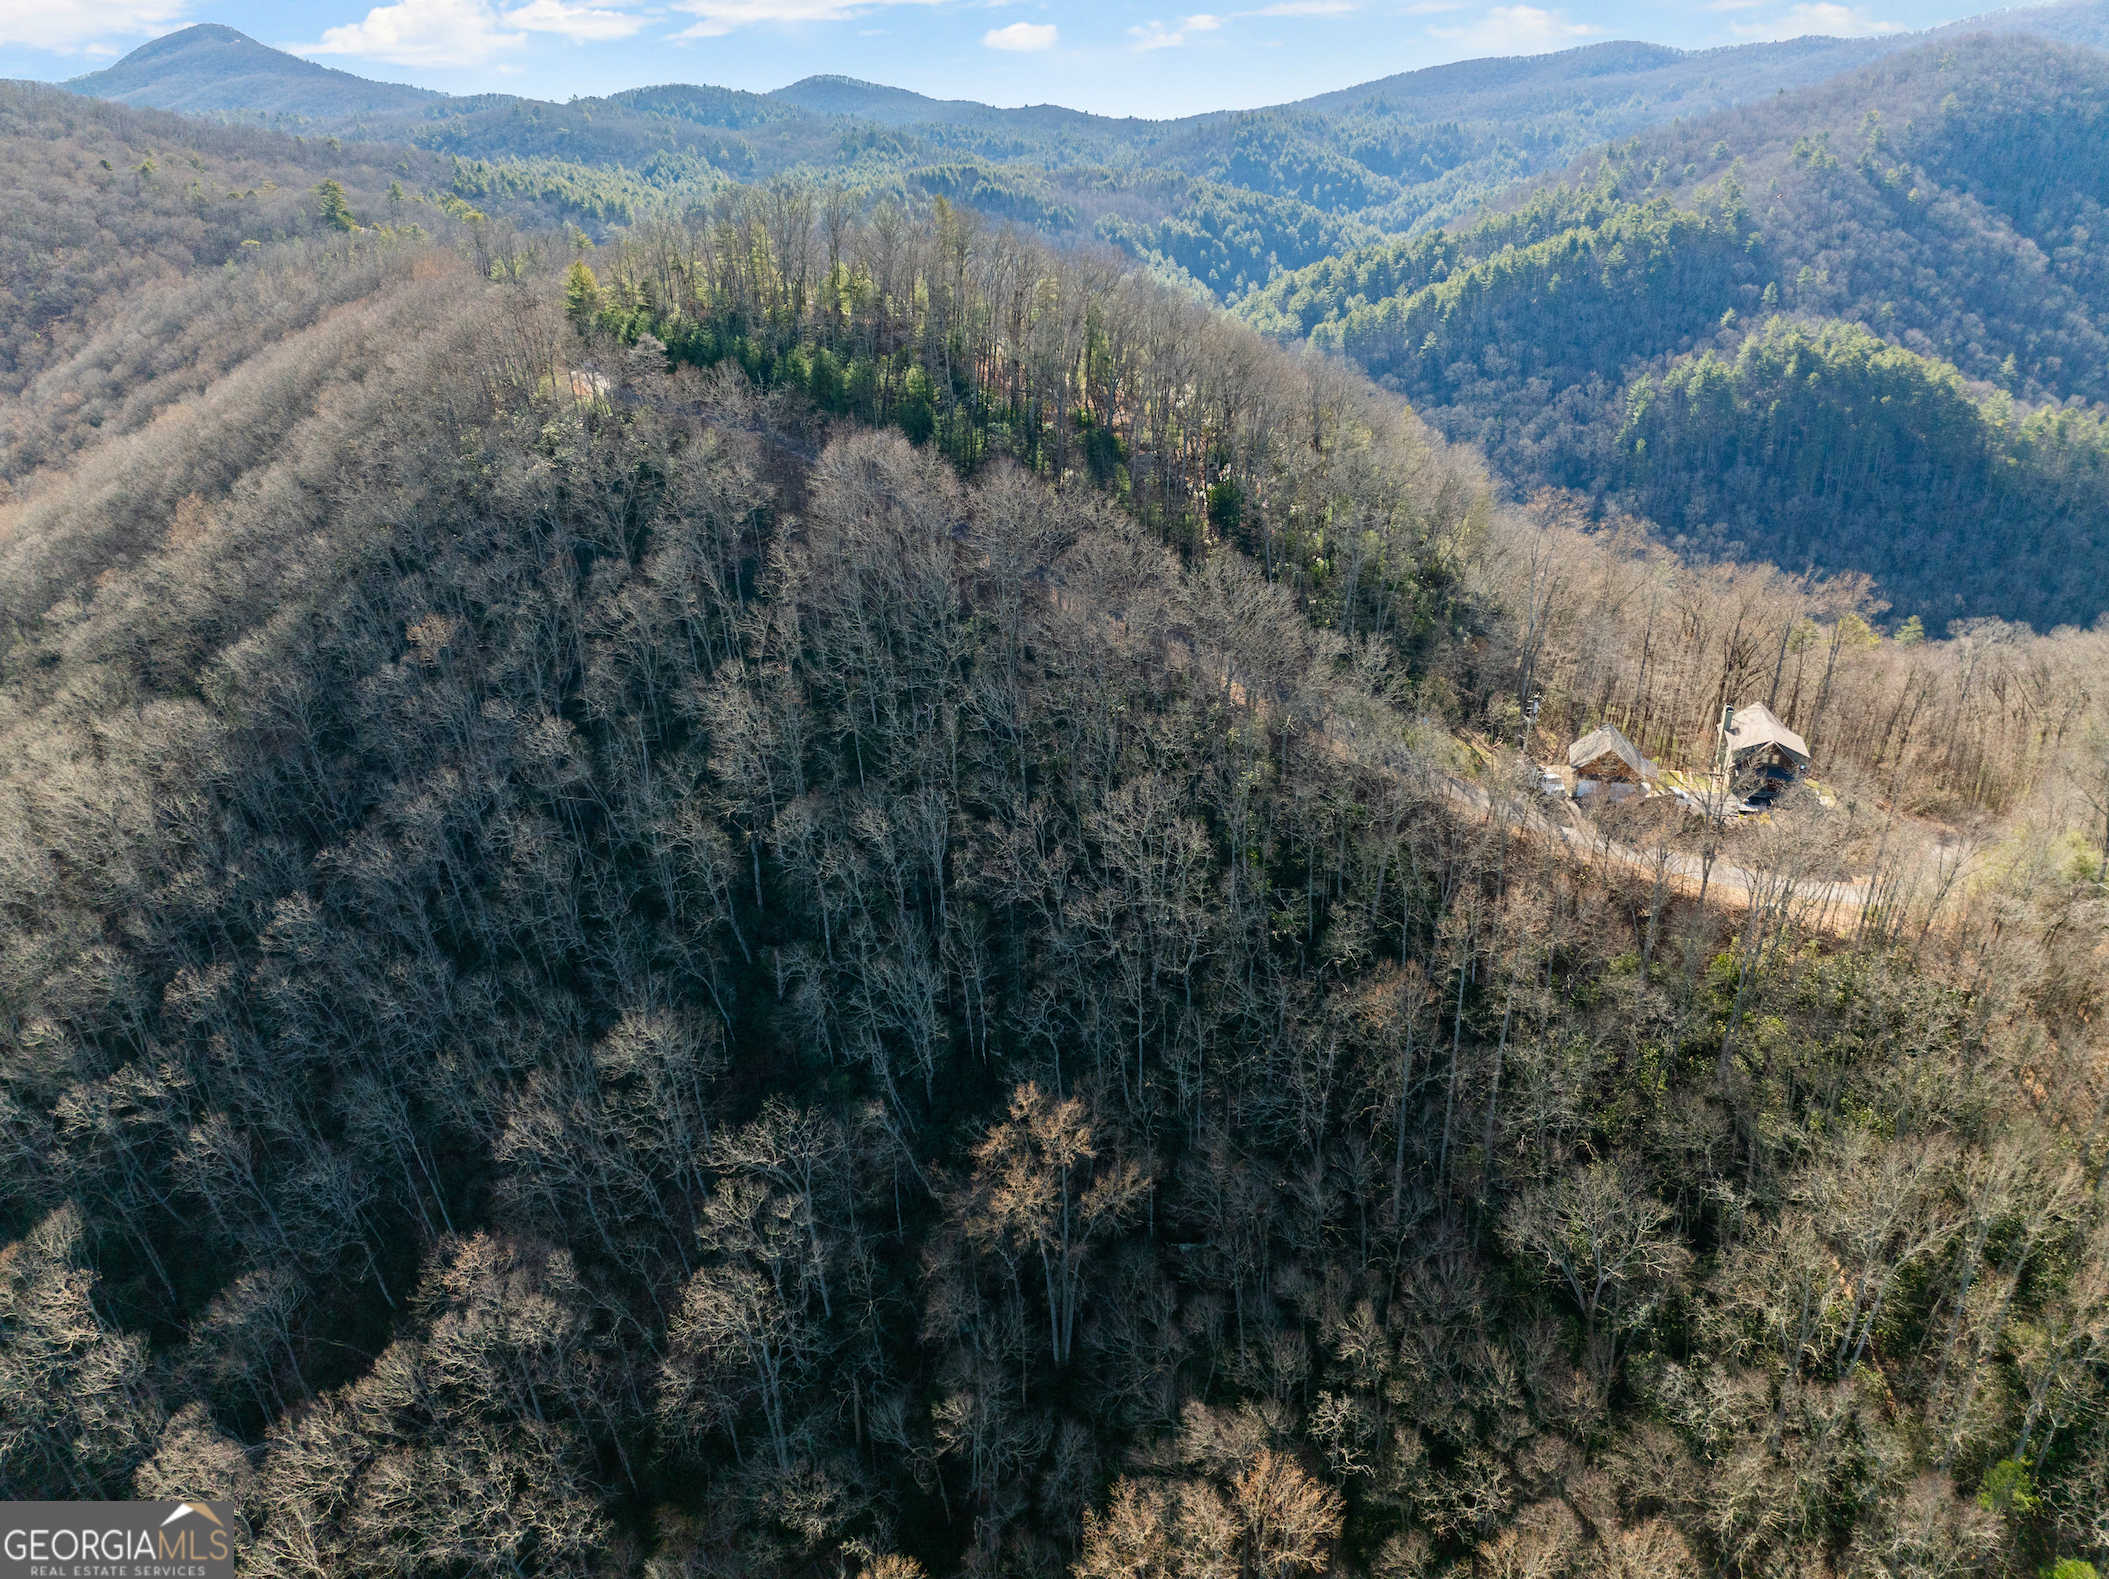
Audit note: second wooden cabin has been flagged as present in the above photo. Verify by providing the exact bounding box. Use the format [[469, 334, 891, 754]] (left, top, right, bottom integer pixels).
[[1567, 724, 1658, 802]]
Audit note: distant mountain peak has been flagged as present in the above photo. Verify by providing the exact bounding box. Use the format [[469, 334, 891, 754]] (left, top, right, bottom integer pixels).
[[67, 21, 441, 118], [767, 74, 953, 121], [139, 21, 254, 45], [786, 73, 896, 90]]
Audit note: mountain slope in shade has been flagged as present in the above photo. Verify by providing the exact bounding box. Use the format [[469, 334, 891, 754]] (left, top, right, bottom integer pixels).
[[1243, 33, 2109, 627], [65, 22, 438, 118]]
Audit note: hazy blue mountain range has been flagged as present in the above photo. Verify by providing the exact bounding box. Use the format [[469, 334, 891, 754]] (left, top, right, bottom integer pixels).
[[61, 7, 2104, 299]]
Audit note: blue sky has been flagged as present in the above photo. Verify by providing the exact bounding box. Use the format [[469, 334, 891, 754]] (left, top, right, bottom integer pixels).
[[1, 0, 1976, 115]]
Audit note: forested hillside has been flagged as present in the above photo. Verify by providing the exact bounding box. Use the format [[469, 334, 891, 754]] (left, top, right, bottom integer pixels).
[[1619, 320, 2109, 627], [0, 76, 607, 487], [5, 74, 2109, 1578], [1240, 33, 2109, 629]]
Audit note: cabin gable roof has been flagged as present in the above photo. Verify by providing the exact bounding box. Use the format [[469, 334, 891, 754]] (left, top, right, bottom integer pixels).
[[1726, 703, 1810, 766], [1567, 724, 1657, 780]]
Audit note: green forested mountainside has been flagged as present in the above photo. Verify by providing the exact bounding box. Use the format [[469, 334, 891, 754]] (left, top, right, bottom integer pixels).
[[1580, 33, 2109, 404], [1240, 34, 2109, 628], [1617, 320, 2109, 626], [5, 117, 2109, 1576]]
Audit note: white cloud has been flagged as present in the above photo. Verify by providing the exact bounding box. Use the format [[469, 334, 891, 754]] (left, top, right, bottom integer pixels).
[[1428, 3, 1597, 55], [505, 0, 648, 40], [303, 0, 526, 66], [1128, 12, 1221, 48], [983, 19, 1056, 48], [0, 0, 189, 51], [1730, 1, 1903, 36], [673, 0, 945, 36]]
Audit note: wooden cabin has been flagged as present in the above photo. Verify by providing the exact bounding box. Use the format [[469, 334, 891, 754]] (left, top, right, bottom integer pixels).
[[1724, 703, 1810, 783], [1567, 724, 1658, 801]]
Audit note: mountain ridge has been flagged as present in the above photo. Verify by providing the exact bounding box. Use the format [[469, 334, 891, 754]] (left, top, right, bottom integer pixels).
[[62, 5, 2106, 138]]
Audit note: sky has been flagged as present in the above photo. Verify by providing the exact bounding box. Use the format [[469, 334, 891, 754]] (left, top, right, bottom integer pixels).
[[0, 0, 1982, 116]]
